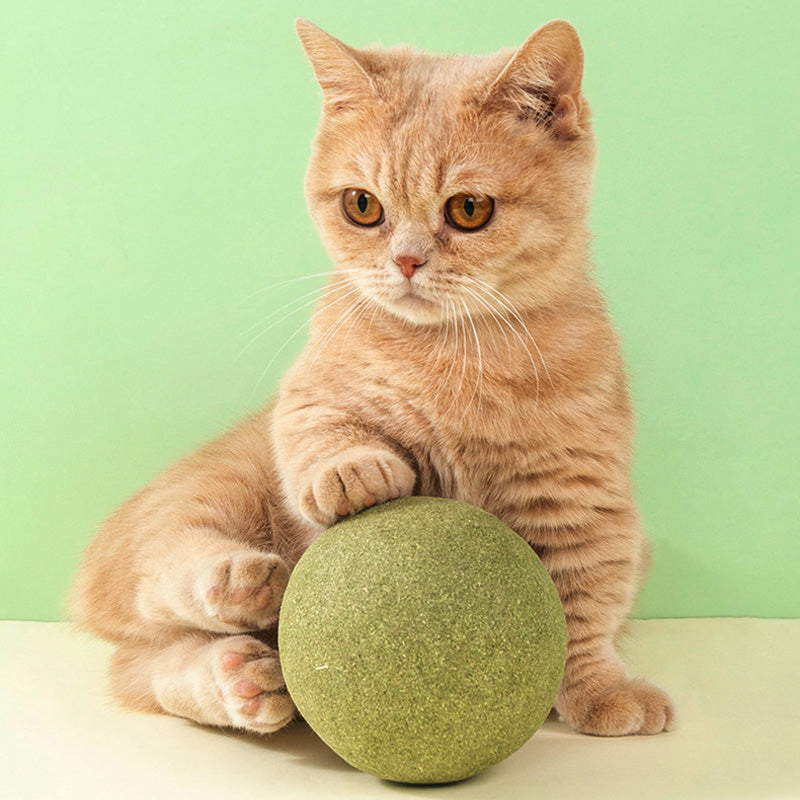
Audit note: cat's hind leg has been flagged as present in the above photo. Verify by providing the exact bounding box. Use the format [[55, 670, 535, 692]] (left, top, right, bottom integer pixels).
[[110, 633, 295, 733], [134, 527, 290, 636]]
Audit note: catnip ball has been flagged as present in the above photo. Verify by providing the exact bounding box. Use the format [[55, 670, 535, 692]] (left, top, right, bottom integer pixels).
[[278, 496, 567, 785]]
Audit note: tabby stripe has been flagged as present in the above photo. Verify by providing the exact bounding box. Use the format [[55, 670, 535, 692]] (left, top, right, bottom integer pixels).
[[561, 655, 608, 689], [551, 556, 634, 573], [566, 632, 604, 651], [559, 587, 594, 605], [540, 546, 635, 576]]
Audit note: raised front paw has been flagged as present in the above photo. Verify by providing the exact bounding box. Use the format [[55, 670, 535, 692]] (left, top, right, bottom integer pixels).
[[212, 636, 295, 733], [298, 445, 416, 526], [562, 678, 675, 736], [198, 551, 289, 633]]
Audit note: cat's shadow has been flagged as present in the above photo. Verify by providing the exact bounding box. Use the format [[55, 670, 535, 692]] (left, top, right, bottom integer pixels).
[[205, 717, 355, 774], [199, 715, 575, 789], [199, 720, 501, 789]]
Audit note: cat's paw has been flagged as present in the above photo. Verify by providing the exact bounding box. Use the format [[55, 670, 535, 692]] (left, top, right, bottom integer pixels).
[[198, 551, 289, 633], [211, 636, 295, 733], [299, 445, 415, 526], [563, 678, 675, 736]]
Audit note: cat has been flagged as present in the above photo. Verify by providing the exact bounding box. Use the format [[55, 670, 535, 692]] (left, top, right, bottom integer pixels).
[[70, 18, 675, 738]]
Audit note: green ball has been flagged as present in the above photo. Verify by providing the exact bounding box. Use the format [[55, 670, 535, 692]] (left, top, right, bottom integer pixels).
[[278, 497, 566, 784]]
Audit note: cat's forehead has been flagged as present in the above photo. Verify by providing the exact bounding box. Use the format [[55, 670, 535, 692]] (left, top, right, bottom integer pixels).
[[330, 136, 509, 213], [362, 45, 510, 112], [323, 48, 519, 208]]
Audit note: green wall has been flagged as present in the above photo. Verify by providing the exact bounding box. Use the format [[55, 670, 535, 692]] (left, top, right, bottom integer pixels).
[[2, 2, 797, 620]]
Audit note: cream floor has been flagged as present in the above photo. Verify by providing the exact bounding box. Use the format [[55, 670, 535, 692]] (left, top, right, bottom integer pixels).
[[1, 619, 798, 800]]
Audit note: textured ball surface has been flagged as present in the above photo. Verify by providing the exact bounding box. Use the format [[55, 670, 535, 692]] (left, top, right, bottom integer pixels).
[[278, 497, 567, 784]]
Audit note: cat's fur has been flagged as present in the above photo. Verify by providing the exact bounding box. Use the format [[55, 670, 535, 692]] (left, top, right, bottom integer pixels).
[[70, 19, 674, 737]]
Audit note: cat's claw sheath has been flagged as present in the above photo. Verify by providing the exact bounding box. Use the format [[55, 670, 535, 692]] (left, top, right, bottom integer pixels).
[[299, 445, 415, 526]]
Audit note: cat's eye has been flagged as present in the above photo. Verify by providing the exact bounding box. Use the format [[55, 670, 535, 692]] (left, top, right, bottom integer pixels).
[[444, 193, 494, 232], [342, 188, 384, 227]]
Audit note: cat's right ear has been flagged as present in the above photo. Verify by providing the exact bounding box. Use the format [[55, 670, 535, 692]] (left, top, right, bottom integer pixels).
[[483, 20, 586, 139], [295, 20, 377, 111]]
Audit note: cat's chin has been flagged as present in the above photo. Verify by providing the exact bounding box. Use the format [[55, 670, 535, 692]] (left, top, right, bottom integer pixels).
[[382, 294, 446, 327]]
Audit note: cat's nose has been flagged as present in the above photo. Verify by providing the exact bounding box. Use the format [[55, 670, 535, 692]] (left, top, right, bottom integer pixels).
[[395, 254, 425, 279]]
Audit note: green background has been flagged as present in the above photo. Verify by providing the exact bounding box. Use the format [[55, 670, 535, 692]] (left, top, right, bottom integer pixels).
[[1, 1, 797, 621]]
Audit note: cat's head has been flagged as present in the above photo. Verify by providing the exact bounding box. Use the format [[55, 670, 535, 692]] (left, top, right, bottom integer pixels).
[[297, 20, 596, 326]]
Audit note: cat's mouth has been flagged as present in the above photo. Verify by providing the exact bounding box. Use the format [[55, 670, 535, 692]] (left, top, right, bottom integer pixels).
[[381, 285, 445, 326], [396, 286, 437, 309]]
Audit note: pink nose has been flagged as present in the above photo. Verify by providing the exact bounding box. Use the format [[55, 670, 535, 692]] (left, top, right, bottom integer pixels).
[[395, 254, 424, 279]]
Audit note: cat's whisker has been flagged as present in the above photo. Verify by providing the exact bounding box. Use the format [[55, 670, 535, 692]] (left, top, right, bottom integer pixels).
[[467, 276, 554, 391], [427, 290, 452, 372], [236, 287, 329, 363], [303, 284, 366, 330], [440, 296, 454, 361], [336, 295, 377, 363], [243, 268, 360, 299], [339, 297, 375, 360], [248, 314, 314, 405], [305, 290, 365, 361], [458, 282, 541, 407], [453, 300, 469, 401], [241, 284, 329, 336], [248, 283, 365, 401], [365, 294, 382, 339], [441, 298, 460, 389], [460, 299, 484, 414], [429, 296, 461, 397], [460, 285, 512, 354], [238, 271, 365, 362], [307, 292, 372, 373]]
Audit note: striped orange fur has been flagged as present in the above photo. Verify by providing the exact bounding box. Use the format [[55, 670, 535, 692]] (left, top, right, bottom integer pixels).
[[70, 19, 674, 737]]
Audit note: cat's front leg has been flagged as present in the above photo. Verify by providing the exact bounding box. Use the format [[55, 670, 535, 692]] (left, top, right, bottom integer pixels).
[[273, 390, 416, 527], [520, 505, 675, 736], [298, 444, 416, 525]]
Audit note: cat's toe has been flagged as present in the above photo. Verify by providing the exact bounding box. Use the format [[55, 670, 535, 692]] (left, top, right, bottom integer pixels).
[[300, 446, 415, 525], [212, 637, 295, 733], [200, 551, 289, 632], [571, 678, 675, 736]]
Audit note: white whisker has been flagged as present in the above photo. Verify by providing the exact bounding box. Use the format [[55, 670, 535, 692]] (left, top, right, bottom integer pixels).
[[236, 287, 328, 362], [461, 298, 483, 413], [336, 295, 376, 363], [242, 284, 328, 336], [460, 285, 511, 353], [440, 297, 453, 361], [468, 276, 554, 390], [307, 292, 372, 373], [244, 269, 358, 299], [454, 300, 469, 400], [365, 296, 382, 339], [458, 281, 541, 406], [247, 283, 364, 401], [440, 298, 460, 389], [248, 316, 312, 405]]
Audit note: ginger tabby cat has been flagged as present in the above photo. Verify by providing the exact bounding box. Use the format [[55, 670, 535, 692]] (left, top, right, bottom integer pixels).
[[71, 19, 674, 738]]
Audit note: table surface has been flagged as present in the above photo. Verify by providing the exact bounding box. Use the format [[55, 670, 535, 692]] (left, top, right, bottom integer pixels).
[[1, 618, 798, 800]]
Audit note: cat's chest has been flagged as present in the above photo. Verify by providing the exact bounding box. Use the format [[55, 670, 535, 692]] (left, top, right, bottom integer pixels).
[[374, 368, 556, 501]]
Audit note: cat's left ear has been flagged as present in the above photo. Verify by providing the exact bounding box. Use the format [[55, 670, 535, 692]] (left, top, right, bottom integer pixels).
[[484, 20, 585, 139], [295, 19, 377, 111]]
